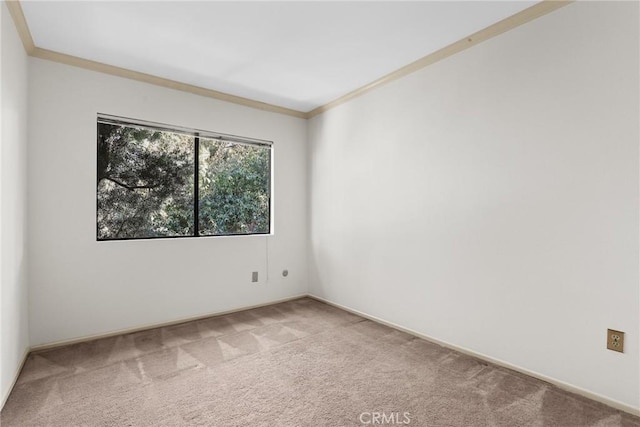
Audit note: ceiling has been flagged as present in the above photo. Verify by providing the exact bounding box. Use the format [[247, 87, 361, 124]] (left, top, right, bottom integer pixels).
[[21, 1, 538, 113]]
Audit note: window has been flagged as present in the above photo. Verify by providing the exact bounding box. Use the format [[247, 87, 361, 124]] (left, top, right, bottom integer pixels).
[[97, 115, 271, 241]]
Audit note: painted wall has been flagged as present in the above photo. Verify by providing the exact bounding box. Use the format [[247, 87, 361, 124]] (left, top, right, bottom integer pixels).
[[308, 1, 639, 409], [1, 1, 30, 407], [28, 59, 308, 346]]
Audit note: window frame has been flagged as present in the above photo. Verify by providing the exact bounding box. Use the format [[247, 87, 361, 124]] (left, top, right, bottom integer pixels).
[[96, 114, 273, 242]]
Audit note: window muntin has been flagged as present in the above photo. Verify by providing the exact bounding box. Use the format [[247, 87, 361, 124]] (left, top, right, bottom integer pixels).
[[97, 116, 271, 241]]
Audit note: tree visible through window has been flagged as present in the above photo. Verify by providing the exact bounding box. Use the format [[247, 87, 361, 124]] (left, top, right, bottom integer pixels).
[[97, 117, 271, 240]]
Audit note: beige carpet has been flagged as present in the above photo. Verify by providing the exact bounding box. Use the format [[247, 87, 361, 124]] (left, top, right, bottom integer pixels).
[[1, 298, 638, 426]]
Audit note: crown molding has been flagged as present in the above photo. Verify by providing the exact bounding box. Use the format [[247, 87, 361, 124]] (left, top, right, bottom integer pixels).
[[29, 47, 307, 119], [5, 0, 34, 54], [3, 0, 307, 119], [5, 0, 572, 120], [306, 0, 573, 118]]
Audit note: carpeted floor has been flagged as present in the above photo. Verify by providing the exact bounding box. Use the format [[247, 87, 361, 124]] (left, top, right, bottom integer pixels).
[[1, 298, 638, 426]]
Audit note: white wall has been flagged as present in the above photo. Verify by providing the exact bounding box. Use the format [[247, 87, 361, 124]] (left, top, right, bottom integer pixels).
[[308, 1, 639, 409], [28, 59, 308, 346], [1, 1, 30, 407]]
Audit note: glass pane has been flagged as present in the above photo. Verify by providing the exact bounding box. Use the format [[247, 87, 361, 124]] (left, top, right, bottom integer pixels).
[[198, 138, 270, 235], [97, 123, 194, 240]]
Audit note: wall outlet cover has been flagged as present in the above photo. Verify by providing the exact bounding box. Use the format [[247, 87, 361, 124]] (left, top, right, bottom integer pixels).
[[607, 329, 624, 353]]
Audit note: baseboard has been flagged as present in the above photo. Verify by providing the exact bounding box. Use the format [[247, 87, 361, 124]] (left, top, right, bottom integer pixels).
[[30, 294, 308, 352], [0, 346, 30, 412], [307, 294, 640, 417], [11, 293, 640, 417], [4, 294, 306, 411]]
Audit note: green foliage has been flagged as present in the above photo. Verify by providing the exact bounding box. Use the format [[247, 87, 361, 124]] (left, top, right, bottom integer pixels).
[[97, 124, 194, 239], [97, 123, 270, 240], [199, 139, 270, 235]]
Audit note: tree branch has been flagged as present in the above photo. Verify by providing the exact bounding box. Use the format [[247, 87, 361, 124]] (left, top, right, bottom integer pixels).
[[103, 177, 159, 191]]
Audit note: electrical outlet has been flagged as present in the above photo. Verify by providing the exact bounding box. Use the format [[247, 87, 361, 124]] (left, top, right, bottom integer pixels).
[[607, 329, 624, 353], [252, 271, 259, 283]]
